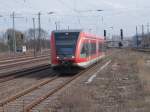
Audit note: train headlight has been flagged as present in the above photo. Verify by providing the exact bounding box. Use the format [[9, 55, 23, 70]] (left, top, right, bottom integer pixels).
[[72, 56, 75, 58], [56, 56, 59, 59]]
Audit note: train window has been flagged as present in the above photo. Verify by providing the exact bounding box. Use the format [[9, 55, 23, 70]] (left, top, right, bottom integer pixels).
[[104, 43, 107, 51], [99, 42, 103, 52], [90, 43, 96, 55], [80, 43, 90, 58], [99, 42, 106, 52], [54, 32, 79, 58]]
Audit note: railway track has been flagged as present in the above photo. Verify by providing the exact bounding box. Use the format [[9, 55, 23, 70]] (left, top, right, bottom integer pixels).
[[0, 58, 110, 112], [0, 64, 51, 83], [133, 48, 150, 53], [0, 54, 33, 61], [0, 54, 50, 77], [0, 73, 58, 112], [0, 55, 50, 65], [0, 49, 50, 61], [0, 66, 54, 102], [0, 55, 50, 70]]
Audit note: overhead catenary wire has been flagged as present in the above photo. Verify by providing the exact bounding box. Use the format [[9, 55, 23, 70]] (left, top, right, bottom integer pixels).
[[56, 0, 76, 12]]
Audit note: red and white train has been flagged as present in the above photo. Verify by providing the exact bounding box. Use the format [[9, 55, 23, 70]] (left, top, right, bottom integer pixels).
[[50, 30, 105, 73]]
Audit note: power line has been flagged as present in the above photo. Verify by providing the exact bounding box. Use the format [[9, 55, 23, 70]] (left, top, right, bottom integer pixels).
[[56, 0, 75, 12]]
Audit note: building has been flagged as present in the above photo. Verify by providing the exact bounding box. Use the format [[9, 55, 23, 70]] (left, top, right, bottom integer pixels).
[[132, 34, 150, 48], [106, 35, 132, 48], [6, 29, 25, 52]]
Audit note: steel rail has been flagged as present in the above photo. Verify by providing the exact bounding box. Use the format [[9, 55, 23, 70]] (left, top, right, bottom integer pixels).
[[0, 74, 57, 107], [0, 64, 51, 83], [24, 59, 111, 112], [0, 54, 50, 65], [0, 57, 49, 70]]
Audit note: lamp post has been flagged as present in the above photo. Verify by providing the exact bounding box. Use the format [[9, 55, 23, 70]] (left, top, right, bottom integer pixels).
[[47, 11, 55, 30], [76, 9, 104, 34], [55, 21, 61, 30], [97, 10, 103, 12], [94, 10, 104, 35], [109, 26, 114, 40], [48, 12, 54, 15]]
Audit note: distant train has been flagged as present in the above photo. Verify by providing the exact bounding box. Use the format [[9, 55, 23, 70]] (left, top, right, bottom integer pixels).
[[50, 30, 105, 73]]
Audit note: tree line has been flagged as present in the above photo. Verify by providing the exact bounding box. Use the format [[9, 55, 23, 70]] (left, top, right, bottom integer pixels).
[[0, 28, 50, 53]]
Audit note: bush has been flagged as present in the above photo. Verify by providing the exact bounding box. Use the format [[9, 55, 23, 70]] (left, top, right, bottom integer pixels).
[[0, 42, 9, 52]]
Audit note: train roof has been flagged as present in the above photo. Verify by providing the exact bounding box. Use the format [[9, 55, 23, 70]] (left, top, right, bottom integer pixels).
[[52, 29, 104, 40], [52, 29, 82, 33]]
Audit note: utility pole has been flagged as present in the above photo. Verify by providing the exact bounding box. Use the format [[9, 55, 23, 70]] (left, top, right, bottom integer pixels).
[[12, 12, 16, 54], [32, 18, 36, 57], [142, 24, 145, 47], [55, 22, 58, 30], [67, 26, 70, 30], [136, 26, 139, 48], [58, 21, 61, 30], [10, 12, 24, 54], [142, 24, 144, 38], [101, 16, 104, 36], [38, 12, 41, 53]]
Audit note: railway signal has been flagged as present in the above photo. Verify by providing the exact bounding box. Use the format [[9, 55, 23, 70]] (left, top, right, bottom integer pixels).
[[120, 29, 123, 40], [104, 30, 106, 40]]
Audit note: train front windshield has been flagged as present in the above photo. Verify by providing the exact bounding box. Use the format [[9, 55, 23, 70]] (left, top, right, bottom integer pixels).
[[54, 32, 79, 58]]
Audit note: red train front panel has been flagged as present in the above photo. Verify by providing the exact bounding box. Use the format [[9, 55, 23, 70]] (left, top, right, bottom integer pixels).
[[51, 30, 80, 67]]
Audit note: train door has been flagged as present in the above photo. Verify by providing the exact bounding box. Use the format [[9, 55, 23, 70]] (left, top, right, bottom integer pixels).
[[88, 40, 91, 61], [80, 39, 90, 60]]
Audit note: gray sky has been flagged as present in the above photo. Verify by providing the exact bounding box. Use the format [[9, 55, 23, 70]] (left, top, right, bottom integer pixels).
[[0, 0, 150, 37]]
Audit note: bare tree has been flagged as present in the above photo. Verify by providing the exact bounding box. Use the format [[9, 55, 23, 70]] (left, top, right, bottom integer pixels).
[[25, 28, 50, 51]]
